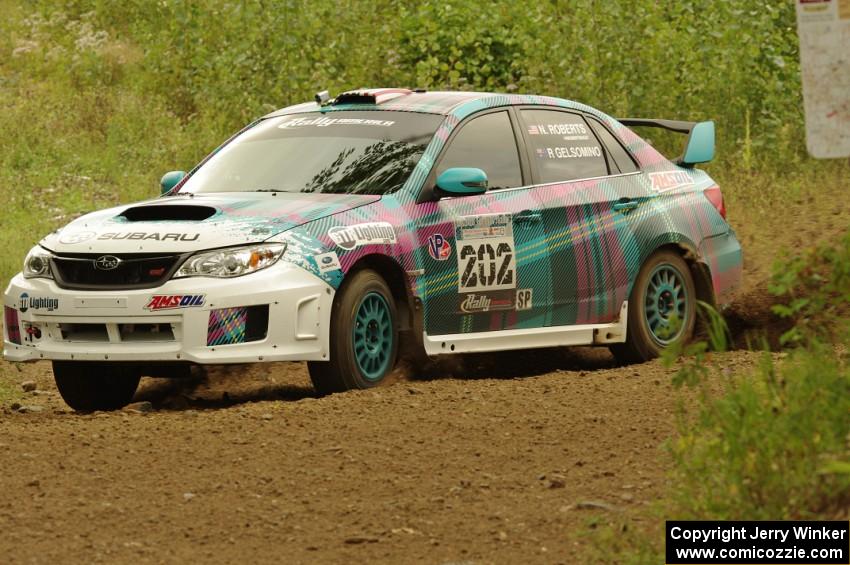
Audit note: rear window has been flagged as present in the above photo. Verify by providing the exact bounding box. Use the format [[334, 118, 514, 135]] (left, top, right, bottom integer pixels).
[[520, 109, 608, 183], [587, 117, 639, 174], [180, 111, 443, 195]]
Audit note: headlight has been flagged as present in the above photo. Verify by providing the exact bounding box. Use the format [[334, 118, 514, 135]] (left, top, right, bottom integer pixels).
[[23, 246, 54, 279], [174, 243, 286, 278]]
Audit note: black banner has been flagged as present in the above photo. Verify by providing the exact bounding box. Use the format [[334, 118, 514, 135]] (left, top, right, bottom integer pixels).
[[666, 521, 849, 564]]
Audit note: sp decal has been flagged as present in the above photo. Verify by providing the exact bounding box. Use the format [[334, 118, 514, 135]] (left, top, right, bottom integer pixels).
[[516, 289, 533, 311], [328, 222, 396, 250], [427, 234, 451, 261], [144, 294, 205, 311]]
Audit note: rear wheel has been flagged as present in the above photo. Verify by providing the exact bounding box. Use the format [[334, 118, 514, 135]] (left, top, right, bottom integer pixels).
[[610, 250, 696, 364], [52, 361, 141, 411], [308, 269, 399, 395]]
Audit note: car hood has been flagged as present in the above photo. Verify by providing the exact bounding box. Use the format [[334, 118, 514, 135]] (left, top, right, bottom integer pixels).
[[41, 192, 379, 254]]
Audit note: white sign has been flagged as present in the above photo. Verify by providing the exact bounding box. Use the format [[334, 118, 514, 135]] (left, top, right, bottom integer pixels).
[[455, 214, 517, 293], [796, 0, 850, 158]]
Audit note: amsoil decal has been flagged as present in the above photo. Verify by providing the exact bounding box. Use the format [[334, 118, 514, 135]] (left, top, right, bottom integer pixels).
[[314, 251, 342, 273], [458, 291, 515, 314], [328, 222, 396, 250], [144, 294, 205, 311], [97, 232, 200, 242], [455, 214, 517, 293], [649, 171, 694, 192], [18, 293, 59, 313], [427, 234, 451, 261]]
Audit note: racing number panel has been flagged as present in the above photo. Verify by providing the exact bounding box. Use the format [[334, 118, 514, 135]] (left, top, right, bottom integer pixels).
[[417, 106, 641, 336]]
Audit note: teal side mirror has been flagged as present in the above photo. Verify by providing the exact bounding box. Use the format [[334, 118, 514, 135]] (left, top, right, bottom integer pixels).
[[681, 121, 715, 166], [435, 167, 488, 196], [160, 170, 186, 195]]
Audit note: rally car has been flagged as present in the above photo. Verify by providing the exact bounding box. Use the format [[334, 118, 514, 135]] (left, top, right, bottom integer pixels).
[[3, 88, 742, 411]]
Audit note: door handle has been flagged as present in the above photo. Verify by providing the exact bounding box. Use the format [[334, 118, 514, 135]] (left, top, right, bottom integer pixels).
[[514, 210, 542, 223], [613, 199, 639, 213]]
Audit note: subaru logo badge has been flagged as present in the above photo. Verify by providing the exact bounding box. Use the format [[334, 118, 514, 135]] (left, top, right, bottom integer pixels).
[[94, 255, 121, 271]]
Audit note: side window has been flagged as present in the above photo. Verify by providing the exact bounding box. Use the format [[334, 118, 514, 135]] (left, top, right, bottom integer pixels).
[[519, 109, 608, 183], [587, 117, 639, 174], [437, 111, 522, 190]]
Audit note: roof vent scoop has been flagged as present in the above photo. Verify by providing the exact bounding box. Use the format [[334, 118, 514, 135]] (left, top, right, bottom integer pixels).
[[118, 204, 217, 222], [315, 90, 331, 106]]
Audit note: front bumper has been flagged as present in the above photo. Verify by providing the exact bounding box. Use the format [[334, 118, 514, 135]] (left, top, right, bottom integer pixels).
[[3, 262, 333, 364]]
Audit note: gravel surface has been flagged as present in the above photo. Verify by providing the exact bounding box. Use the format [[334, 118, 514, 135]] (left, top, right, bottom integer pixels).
[[0, 349, 764, 564]]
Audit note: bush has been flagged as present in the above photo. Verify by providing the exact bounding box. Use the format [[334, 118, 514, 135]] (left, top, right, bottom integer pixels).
[[669, 344, 850, 519]]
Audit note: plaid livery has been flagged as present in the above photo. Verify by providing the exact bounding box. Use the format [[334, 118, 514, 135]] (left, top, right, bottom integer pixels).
[[198, 90, 742, 336], [207, 307, 247, 346]]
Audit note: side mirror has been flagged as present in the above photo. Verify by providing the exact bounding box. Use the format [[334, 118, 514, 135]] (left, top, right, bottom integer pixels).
[[435, 167, 488, 196], [160, 170, 186, 195], [681, 121, 715, 166]]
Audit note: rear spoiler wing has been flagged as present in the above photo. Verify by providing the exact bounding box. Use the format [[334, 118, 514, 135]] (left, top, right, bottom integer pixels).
[[617, 118, 715, 167]]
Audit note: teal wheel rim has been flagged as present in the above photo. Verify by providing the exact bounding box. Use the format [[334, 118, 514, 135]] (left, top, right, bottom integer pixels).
[[644, 263, 689, 345], [352, 292, 393, 381]]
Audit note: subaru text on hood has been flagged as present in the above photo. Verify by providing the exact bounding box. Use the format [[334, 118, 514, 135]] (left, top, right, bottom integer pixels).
[[3, 88, 742, 411]]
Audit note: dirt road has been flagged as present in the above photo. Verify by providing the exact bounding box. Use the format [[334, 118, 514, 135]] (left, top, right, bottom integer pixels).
[[0, 349, 763, 564]]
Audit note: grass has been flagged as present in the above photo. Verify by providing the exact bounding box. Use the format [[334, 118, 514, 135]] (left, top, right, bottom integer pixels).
[[2, 1, 850, 552], [586, 233, 850, 561]]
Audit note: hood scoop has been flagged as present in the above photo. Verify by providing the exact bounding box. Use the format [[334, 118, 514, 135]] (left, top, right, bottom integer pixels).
[[118, 204, 217, 222]]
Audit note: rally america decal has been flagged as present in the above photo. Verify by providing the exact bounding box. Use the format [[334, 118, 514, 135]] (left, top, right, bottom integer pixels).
[[455, 214, 517, 293], [328, 222, 396, 250], [144, 294, 205, 311], [458, 290, 515, 314], [279, 116, 396, 129]]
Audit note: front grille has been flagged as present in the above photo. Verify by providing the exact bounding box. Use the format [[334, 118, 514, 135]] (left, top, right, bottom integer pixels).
[[51, 253, 186, 290]]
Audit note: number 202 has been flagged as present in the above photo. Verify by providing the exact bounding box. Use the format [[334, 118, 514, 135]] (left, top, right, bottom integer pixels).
[[459, 243, 513, 289]]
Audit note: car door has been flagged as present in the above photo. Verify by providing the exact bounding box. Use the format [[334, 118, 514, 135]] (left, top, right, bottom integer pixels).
[[414, 109, 551, 336], [514, 107, 639, 326]]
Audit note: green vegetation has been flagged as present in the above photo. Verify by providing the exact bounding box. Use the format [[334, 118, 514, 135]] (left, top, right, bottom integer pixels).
[[1, 0, 848, 284], [592, 235, 850, 562], [2, 0, 850, 554]]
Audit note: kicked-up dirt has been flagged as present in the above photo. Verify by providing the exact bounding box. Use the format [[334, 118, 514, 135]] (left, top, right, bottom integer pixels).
[[0, 348, 765, 564]]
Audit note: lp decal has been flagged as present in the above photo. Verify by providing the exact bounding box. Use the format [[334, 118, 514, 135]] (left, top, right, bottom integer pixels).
[[455, 214, 517, 293], [427, 234, 451, 261]]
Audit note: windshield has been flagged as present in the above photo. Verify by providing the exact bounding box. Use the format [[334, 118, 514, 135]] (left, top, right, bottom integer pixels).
[[179, 111, 443, 195]]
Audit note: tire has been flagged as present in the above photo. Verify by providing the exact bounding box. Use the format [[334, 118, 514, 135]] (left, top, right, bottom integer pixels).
[[308, 269, 399, 395], [53, 361, 141, 411], [610, 249, 696, 364]]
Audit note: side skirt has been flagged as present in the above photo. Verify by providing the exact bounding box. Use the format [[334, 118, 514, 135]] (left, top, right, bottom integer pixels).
[[423, 302, 628, 355]]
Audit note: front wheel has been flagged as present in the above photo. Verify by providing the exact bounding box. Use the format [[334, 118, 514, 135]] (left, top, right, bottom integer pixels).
[[308, 269, 399, 395], [610, 250, 696, 364], [53, 361, 141, 411]]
